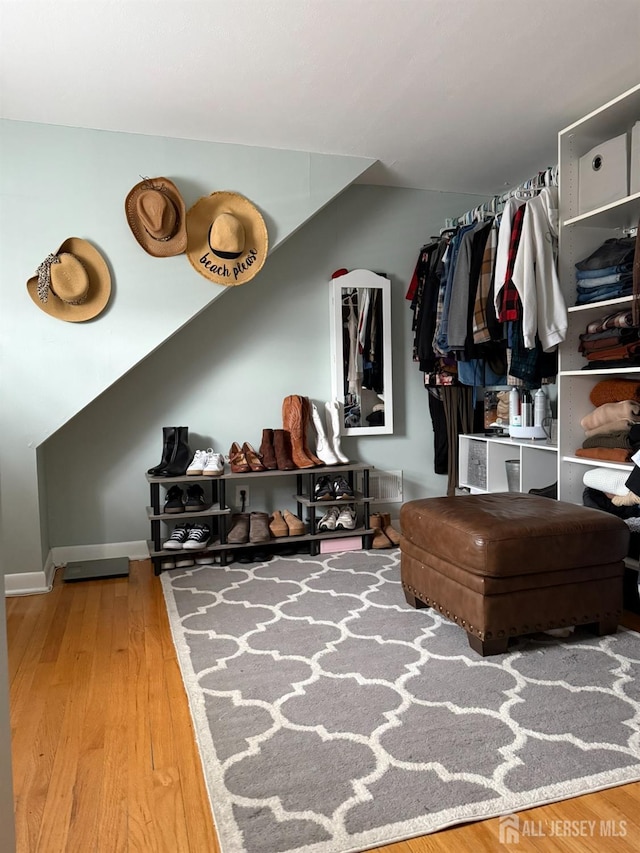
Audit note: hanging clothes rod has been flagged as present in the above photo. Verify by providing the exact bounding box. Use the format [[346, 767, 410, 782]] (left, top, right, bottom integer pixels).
[[441, 164, 559, 232]]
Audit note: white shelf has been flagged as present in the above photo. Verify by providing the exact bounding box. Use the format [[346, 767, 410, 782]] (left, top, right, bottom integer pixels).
[[557, 84, 640, 505], [562, 191, 640, 229]]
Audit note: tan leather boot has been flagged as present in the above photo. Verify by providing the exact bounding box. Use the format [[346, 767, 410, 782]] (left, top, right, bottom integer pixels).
[[282, 395, 316, 468], [381, 512, 401, 546], [370, 512, 392, 549]]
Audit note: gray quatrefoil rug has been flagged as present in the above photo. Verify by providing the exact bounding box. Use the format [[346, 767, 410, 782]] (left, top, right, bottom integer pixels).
[[161, 550, 640, 853]]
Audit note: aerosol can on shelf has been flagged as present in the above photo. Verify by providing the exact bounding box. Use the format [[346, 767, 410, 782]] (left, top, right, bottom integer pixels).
[[509, 388, 521, 427], [534, 388, 547, 427], [521, 389, 533, 427]]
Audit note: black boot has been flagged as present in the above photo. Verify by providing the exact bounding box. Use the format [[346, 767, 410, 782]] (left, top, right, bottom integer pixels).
[[147, 427, 177, 476], [157, 426, 191, 477]]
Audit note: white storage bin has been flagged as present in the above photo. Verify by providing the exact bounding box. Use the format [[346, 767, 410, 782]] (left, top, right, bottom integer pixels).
[[578, 132, 629, 213]]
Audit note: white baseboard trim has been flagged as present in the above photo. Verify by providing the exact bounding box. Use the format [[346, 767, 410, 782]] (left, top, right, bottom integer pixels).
[[4, 540, 149, 597]]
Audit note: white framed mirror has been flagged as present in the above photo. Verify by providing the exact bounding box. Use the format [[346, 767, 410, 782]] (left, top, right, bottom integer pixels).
[[329, 269, 393, 436]]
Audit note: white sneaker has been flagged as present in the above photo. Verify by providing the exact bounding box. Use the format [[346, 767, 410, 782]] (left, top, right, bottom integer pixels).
[[175, 557, 195, 568], [187, 449, 213, 475], [336, 505, 357, 531], [318, 506, 340, 531], [203, 451, 225, 476]]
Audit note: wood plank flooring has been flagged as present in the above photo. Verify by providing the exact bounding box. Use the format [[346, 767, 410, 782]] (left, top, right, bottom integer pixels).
[[6, 560, 640, 852]]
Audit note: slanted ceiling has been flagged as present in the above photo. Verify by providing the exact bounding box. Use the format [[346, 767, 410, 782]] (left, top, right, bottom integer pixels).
[[1, 0, 639, 196]]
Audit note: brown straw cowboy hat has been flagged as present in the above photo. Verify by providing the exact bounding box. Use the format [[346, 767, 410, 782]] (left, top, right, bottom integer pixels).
[[26, 237, 111, 322], [186, 191, 268, 286], [125, 176, 187, 257]]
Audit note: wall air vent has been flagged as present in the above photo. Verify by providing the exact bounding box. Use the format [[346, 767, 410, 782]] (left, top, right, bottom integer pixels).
[[358, 469, 403, 503]]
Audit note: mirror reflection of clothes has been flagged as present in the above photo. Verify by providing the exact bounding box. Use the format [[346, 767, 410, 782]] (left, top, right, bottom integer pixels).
[[341, 288, 384, 396]]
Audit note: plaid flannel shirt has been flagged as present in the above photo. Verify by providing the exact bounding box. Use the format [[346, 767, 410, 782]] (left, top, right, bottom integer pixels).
[[498, 204, 526, 322]]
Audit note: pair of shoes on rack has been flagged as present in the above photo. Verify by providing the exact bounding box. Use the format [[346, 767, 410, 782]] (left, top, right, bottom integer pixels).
[[164, 484, 210, 513], [318, 505, 357, 531], [370, 513, 401, 549], [163, 522, 211, 550], [314, 475, 355, 501], [187, 448, 225, 476], [227, 441, 266, 473], [269, 509, 305, 538], [227, 511, 272, 544], [162, 557, 197, 569]]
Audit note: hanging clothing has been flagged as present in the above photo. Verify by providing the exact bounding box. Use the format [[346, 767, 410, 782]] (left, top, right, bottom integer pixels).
[[511, 187, 567, 351], [493, 197, 525, 314]]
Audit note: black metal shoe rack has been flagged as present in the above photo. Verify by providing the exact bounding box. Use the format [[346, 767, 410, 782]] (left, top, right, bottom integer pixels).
[[146, 463, 374, 574]]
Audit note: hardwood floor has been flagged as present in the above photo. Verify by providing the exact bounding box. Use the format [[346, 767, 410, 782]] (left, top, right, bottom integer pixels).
[[6, 560, 640, 852]]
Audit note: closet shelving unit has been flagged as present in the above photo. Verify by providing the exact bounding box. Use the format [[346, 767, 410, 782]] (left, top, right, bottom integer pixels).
[[557, 83, 640, 504]]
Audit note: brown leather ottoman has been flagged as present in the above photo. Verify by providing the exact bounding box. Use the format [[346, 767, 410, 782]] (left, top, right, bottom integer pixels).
[[400, 493, 629, 656]]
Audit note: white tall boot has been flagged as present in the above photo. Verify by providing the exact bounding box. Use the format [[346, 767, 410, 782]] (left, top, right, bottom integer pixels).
[[325, 400, 349, 464], [311, 403, 339, 465]]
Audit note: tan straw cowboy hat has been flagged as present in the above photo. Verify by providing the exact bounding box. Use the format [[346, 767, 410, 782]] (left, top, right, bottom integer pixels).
[[26, 237, 111, 322], [186, 191, 268, 286], [125, 176, 187, 257]]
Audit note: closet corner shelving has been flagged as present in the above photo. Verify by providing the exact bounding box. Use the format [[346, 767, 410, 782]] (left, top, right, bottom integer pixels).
[[557, 83, 640, 506]]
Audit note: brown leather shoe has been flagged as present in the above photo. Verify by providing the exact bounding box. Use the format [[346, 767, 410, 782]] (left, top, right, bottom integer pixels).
[[273, 429, 296, 470], [269, 510, 289, 538], [283, 509, 305, 536], [381, 512, 401, 546], [228, 441, 251, 473], [249, 511, 271, 544], [227, 513, 250, 544], [282, 395, 316, 468], [259, 429, 278, 470], [242, 442, 266, 472]]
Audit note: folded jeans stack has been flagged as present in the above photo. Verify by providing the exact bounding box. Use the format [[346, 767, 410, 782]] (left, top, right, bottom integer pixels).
[[575, 236, 636, 306]]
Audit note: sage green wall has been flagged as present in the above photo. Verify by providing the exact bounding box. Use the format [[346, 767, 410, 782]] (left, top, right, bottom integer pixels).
[[0, 119, 373, 578], [43, 183, 485, 546]]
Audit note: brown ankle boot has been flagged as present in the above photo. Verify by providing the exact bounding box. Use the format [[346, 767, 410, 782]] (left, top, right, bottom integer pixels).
[[259, 429, 278, 470], [273, 429, 296, 470], [249, 512, 271, 544], [381, 512, 401, 546], [227, 513, 250, 544], [282, 395, 316, 468], [370, 512, 392, 549]]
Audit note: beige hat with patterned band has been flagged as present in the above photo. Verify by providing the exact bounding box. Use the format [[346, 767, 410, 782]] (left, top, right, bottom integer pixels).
[[125, 176, 187, 257], [186, 191, 268, 286], [26, 237, 111, 322]]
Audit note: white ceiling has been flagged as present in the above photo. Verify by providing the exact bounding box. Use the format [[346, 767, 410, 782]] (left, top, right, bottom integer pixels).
[[1, 0, 639, 197]]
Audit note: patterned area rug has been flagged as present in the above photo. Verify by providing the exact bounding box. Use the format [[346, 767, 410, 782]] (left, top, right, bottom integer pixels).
[[161, 550, 640, 853]]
